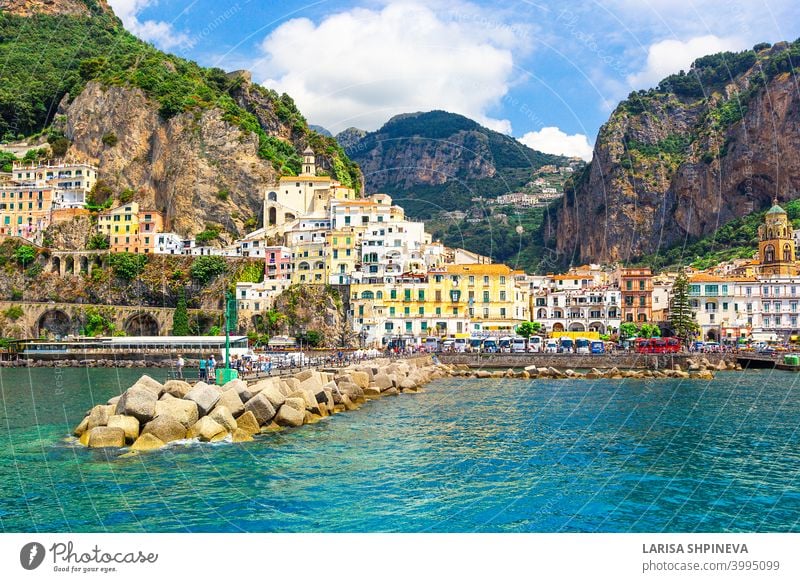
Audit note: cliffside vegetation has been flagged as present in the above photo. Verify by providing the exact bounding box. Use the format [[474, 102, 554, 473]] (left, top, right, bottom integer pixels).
[[0, 9, 359, 186]]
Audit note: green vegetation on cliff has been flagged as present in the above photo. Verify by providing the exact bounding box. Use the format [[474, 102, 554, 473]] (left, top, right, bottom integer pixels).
[[0, 10, 359, 187], [637, 199, 800, 271]]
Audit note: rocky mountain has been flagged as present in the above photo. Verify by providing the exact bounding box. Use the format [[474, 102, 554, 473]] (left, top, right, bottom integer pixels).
[[0, 1, 360, 241], [338, 111, 568, 218], [553, 40, 800, 265]]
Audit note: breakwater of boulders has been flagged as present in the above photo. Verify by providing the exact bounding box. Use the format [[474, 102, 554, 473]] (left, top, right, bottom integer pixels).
[[450, 356, 737, 380], [72, 356, 735, 451], [73, 356, 449, 451]]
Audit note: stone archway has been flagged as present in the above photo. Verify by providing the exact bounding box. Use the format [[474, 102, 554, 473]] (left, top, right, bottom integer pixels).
[[123, 312, 160, 336], [588, 322, 605, 333], [80, 256, 89, 274], [51, 256, 61, 274], [552, 322, 565, 333], [568, 322, 586, 332], [706, 329, 718, 341], [37, 309, 72, 338], [65, 256, 75, 276]]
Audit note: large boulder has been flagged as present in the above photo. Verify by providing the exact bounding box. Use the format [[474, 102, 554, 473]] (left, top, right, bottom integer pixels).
[[243, 392, 277, 426], [87, 404, 115, 430], [293, 369, 315, 382], [282, 397, 306, 413], [281, 377, 301, 393], [399, 377, 418, 392], [234, 379, 265, 403], [115, 386, 158, 423], [231, 428, 254, 443], [73, 416, 89, 437], [209, 406, 238, 432], [155, 395, 199, 428], [87, 426, 126, 448], [131, 374, 165, 397], [216, 388, 245, 418], [288, 389, 321, 414], [372, 373, 393, 390], [274, 404, 305, 427], [299, 374, 323, 394], [235, 410, 260, 435], [259, 384, 287, 409], [107, 415, 140, 443], [142, 415, 187, 443], [184, 383, 221, 416], [363, 386, 382, 398], [131, 433, 165, 451], [163, 380, 192, 398], [188, 417, 226, 441], [349, 371, 370, 389]]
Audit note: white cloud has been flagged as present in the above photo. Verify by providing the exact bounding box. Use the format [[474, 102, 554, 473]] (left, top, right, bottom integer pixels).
[[626, 34, 744, 88], [108, 0, 190, 50], [250, 1, 530, 134], [518, 127, 593, 161]]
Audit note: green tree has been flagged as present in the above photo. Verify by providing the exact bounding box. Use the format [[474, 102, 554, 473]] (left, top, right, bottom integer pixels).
[[516, 321, 541, 338], [299, 329, 324, 347], [208, 325, 222, 335], [172, 290, 190, 335], [639, 323, 662, 338], [14, 245, 36, 267], [670, 270, 698, 344], [190, 256, 227, 284], [86, 233, 110, 250], [619, 322, 639, 339], [109, 253, 147, 280]]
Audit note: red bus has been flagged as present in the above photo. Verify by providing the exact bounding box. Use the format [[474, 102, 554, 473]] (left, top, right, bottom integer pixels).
[[634, 337, 681, 354]]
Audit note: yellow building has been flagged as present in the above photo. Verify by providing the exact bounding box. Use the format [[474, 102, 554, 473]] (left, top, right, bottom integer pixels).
[[350, 263, 528, 345], [758, 199, 797, 276], [98, 202, 165, 254], [327, 226, 364, 285]]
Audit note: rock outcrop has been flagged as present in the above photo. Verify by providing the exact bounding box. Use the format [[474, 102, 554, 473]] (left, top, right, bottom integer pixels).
[[553, 42, 800, 263]]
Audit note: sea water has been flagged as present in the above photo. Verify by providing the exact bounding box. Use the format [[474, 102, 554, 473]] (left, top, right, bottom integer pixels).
[[1, 367, 799, 532]]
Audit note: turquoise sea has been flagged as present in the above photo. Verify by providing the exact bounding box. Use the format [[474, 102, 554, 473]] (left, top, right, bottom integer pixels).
[[1, 367, 799, 532]]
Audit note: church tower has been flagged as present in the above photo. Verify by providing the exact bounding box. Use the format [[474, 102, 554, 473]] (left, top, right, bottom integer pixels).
[[302, 146, 316, 176], [758, 198, 797, 276]]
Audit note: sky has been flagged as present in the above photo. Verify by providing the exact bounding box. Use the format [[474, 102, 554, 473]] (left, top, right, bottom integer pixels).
[[107, 0, 800, 161]]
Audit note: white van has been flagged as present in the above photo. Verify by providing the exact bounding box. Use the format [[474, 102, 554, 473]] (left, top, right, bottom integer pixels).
[[511, 337, 527, 353]]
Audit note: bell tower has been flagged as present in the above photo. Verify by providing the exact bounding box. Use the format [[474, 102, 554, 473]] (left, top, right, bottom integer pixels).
[[758, 198, 797, 276], [302, 146, 316, 176]]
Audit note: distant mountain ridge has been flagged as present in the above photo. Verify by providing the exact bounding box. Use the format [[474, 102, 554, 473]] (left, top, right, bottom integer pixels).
[[337, 110, 570, 218]]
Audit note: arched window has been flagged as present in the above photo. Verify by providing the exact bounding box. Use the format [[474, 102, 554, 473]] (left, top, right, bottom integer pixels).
[[376, 291, 383, 299], [298, 262, 310, 270], [764, 244, 775, 263], [268, 207, 277, 226], [361, 291, 374, 299], [267, 191, 278, 201], [784, 244, 792, 262], [638, 313, 647, 322], [537, 308, 547, 319]]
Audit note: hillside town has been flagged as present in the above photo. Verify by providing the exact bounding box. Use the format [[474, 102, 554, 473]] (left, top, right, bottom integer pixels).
[[2, 151, 800, 348]]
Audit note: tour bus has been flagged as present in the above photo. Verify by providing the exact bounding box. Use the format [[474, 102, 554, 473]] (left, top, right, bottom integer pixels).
[[511, 337, 527, 353], [635, 337, 681, 354], [590, 340, 605, 354], [469, 336, 484, 351], [424, 337, 440, 352], [499, 336, 514, 352], [559, 336, 574, 353], [442, 339, 455, 352], [528, 336, 542, 352], [482, 338, 499, 353], [575, 337, 591, 354], [454, 338, 467, 352], [544, 339, 559, 353]]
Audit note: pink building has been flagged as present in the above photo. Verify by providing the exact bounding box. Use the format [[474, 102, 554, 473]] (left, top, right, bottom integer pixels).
[[264, 245, 293, 281]]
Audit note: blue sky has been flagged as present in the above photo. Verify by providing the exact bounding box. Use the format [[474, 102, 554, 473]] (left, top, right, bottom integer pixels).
[[108, 0, 800, 160]]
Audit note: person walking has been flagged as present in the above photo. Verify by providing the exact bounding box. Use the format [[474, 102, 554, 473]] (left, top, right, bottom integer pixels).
[[208, 355, 217, 383], [198, 356, 207, 381], [176, 354, 185, 380]]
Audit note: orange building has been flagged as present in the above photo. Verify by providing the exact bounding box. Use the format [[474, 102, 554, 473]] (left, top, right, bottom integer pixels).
[[620, 267, 653, 323]]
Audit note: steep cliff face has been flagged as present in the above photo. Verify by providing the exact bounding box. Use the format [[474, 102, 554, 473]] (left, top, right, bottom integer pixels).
[[341, 110, 567, 217], [0, 5, 361, 239], [60, 82, 276, 239], [554, 41, 800, 264]]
